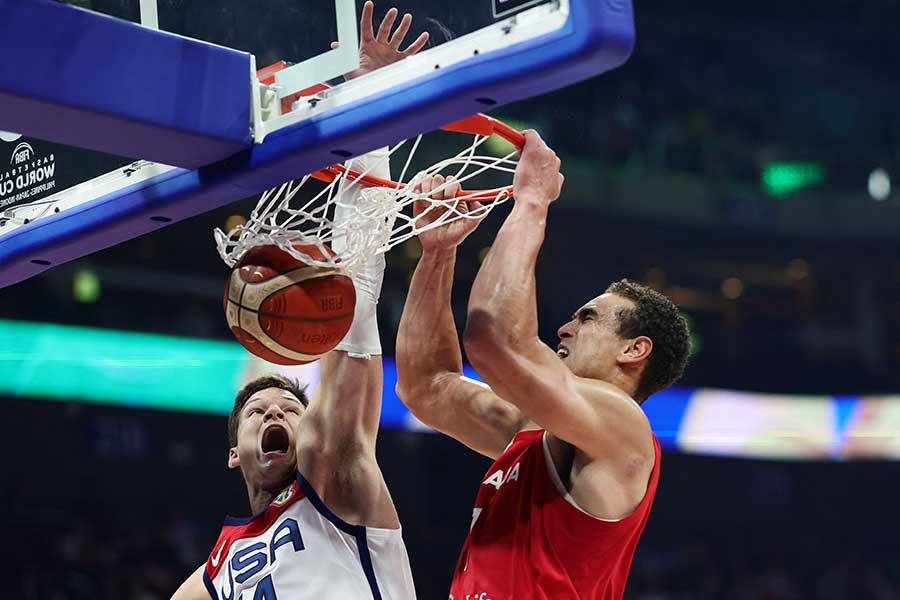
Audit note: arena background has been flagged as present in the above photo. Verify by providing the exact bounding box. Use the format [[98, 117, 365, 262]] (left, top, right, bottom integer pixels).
[[3, 0, 900, 598]]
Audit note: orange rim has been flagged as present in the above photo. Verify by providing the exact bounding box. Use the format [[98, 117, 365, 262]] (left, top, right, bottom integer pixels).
[[309, 113, 523, 202]]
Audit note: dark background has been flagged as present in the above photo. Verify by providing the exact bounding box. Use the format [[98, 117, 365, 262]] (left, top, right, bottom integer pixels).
[[3, 397, 900, 598], [3, 0, 900, 598]]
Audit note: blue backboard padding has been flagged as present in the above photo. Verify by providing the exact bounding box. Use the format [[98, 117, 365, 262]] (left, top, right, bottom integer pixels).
[[0, 166, 258, 287], [0, 0, 634, 287], [0, 0, 251, 168]]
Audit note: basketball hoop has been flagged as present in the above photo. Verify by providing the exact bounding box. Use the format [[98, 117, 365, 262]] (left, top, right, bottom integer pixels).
[[214, 113, 524, 298]]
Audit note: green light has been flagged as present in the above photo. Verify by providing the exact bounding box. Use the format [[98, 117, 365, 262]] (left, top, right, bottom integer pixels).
[[485, 118, 534, 157], [0, 319, 246, 414], [762, 162, 826, 198], [73, 269, 101, 303]]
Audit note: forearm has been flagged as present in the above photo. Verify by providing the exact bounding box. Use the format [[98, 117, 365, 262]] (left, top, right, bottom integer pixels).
[[309, 269, 384, 451], [463, 200, 594, 438], [467, 200, 548, 343], [396, 249, 465, 402], [307, 147, 388, 449], [311, 351, 383, 450]]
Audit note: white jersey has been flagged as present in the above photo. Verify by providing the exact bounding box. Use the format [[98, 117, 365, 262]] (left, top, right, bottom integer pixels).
[[203, 472, 416, 600]]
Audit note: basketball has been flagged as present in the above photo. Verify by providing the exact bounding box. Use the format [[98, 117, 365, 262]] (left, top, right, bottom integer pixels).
[[224, 244, 356, 365]]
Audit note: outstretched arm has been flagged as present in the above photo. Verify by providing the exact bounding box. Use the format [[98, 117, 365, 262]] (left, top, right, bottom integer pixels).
[[295, 145, 397, 527], [396, 176, 525, 459], [300, 0, 428, 452], [294, 4, 429, 528], [463, 132, 651, 462]]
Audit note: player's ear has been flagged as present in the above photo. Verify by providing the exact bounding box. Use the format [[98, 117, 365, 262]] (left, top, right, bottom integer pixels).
[[619, 335, 652, 365], [227, 447, 240, 469]]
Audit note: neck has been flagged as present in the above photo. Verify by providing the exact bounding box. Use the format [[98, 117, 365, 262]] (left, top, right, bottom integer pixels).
[[596, 369, 640, 404], [245, 476, 292, 515]]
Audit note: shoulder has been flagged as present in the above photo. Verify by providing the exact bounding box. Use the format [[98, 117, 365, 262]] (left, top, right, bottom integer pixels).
[[573, 377, 655, 459], [544, 380, 658, 519], [544, 429, 658, 521]]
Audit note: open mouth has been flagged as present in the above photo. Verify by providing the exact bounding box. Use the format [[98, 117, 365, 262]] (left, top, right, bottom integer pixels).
[[557, 347, 569, 358], [261, 424, 291, 455]]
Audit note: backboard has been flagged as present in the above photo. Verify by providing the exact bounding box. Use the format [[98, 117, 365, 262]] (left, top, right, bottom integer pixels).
[[0, 0, 635, 288]]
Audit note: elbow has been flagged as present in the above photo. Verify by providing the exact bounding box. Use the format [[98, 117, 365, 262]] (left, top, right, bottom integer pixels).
[[463, 309, 505, 367], [394, 377, 444, 430], [395, 376, 424, 411], [395, 373, 438, 412], [395, 352, 425, 409]]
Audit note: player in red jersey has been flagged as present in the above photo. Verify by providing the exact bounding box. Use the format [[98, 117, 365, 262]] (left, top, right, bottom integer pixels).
[[396, 131, 692, 599]]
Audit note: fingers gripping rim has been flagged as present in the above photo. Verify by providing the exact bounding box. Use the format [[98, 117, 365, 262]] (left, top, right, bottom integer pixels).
[[309, 113, 524, 202], [214, 113, 523, 284]]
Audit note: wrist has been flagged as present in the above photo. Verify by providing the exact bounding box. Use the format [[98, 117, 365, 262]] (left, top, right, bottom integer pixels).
[[420, 246, 458, 261], [513, 193, 552, 212]]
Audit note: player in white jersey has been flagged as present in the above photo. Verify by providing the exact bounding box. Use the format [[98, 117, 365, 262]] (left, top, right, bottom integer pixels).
[[170, 4, 429, 599]]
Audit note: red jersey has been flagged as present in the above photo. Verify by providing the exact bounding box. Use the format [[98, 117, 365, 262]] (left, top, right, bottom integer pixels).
[[449, 429, 661, 600]]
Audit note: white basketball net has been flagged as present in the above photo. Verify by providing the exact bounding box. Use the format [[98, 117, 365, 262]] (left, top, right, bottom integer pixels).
[[214, 127, 519, 298]]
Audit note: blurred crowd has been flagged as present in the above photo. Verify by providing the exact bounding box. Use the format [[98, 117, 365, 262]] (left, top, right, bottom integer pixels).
[[7, 508, 202, 600], [629, 544, 900, 600], [7, 505, 900, 600]]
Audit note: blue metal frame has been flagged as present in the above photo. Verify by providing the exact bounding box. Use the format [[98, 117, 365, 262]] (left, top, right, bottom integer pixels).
[[0, 0, 634, 288], [0, 0, 252, 168]]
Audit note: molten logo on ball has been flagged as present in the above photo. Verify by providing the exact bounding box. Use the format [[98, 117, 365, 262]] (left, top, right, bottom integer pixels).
[[224, 244, 356, 365]]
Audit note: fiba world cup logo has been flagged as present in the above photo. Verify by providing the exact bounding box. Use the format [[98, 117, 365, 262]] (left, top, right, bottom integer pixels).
[[11, 142, 34, 166], [274, 485, 294, 506]]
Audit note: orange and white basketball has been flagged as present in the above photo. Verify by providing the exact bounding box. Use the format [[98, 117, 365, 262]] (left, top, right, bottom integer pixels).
[[224, 244, 356, 365]]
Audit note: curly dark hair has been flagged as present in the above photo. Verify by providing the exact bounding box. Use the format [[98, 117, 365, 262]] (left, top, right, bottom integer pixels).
[[228, 374, 309, 447], [605, 279, 691, 402]]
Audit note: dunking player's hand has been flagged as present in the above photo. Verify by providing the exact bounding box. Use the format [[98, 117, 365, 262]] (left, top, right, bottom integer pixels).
[[414, 175, 485, 253], [332, 2, 430, 81], [513, 130, 565, 207]]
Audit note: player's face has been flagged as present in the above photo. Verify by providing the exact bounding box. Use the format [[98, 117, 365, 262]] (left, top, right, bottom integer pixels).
[[556, 293, 637, 380], [228, 387, 306, 487]]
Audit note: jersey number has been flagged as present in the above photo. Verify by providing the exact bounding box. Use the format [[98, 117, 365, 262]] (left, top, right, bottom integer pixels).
[[253, 575, 277, 600], [221, 572, 280, 600]]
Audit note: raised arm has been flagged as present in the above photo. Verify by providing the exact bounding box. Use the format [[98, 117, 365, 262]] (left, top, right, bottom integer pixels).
[[293, 143, 399, 528], [463, 131, 651, 463], [291, 3, 432, 530], [396, 176, 525, 459], [301, 144, 391, 453]]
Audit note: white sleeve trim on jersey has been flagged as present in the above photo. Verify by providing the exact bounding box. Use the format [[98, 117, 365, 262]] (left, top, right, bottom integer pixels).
[[541, 431, 624, 523]]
